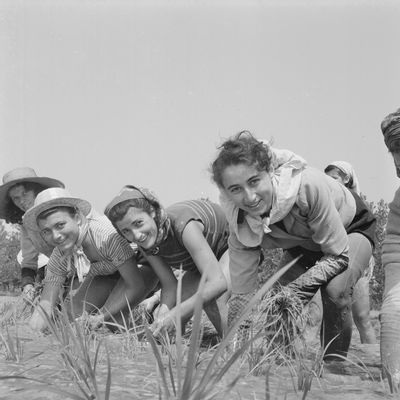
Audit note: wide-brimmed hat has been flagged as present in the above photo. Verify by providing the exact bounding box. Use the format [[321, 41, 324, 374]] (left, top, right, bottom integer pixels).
[[23, 187, 91, 232], [0, 167, 65, 219]]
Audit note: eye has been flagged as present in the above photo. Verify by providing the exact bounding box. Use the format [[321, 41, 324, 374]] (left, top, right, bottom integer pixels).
[[249, 178, 260, 186], [41, 228, 51, 237], [229, 186, 242, 194], [55, 222, 66, 230], [133, 220, 143, 228]]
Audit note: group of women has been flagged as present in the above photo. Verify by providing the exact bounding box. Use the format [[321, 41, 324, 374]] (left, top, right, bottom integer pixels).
[[2, 108, 400, 383]]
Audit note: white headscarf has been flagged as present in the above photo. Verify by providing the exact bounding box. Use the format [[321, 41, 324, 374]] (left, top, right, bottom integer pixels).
[[326, 161, 360, 195], [219, 146, 307, 247]]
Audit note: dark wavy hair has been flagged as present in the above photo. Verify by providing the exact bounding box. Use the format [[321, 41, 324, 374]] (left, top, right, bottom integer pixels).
[[210, 131, 273, 188], [5, 182, 47, 224]]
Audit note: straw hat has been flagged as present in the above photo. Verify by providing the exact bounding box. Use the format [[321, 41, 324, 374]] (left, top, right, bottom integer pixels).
[[23, 187, 91, 232], [0, 167, 64, 219]]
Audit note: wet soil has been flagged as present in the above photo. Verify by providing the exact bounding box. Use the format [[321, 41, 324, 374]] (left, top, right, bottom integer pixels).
[[0, 296, 391, 400]]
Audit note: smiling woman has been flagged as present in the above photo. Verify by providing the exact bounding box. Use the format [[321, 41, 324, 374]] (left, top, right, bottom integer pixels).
[[105, 186, 231, 337], [211, 131, 376, 360], [23, 188, 158, 332]]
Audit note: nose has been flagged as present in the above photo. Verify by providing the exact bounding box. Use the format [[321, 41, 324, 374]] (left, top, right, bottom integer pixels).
[[244, 187, 257, 203], [132, 229, 142, 242], [52, 230, 63, 243]]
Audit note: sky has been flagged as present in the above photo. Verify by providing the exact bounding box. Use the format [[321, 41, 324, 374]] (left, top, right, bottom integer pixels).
[[1, 0, 399, 213]]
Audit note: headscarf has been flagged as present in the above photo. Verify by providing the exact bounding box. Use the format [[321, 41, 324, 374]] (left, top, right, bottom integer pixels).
[[325, 161, 361, 195], [219, 145, 307, 247], [381, 107, 400, 151], [104, 185, 170, 255]]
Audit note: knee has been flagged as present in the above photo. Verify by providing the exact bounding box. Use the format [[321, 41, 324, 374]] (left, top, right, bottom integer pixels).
[[324, 286, 351, 310], [352, 308, 370, 326]]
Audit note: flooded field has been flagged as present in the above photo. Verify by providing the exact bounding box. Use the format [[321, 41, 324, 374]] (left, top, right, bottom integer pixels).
[[0, 296, 391, 400]]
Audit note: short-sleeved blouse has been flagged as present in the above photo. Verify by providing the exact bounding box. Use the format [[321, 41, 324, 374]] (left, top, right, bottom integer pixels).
[[149, 200, 229, 271], [44, 211, 137, 286]]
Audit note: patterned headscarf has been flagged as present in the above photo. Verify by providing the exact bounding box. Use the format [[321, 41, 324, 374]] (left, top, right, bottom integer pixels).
[[104, 185, 170, 255], [381, 107, 400, 151]]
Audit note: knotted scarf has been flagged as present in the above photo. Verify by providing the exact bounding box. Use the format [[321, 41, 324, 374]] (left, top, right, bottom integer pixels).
[[64, 217, 91, 283]]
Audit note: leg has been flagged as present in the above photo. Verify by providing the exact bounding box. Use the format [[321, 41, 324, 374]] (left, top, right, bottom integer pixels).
[[321, 233, 372, 359], [68, 273, 120, 319], [352, 276, 376, 344]]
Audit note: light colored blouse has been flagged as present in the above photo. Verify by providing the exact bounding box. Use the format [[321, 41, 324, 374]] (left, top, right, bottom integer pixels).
[[227, 167, 356, 294]]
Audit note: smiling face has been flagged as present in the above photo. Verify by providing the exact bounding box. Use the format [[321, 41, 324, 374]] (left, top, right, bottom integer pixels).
[[38, 209, 80, 252], [221, 163, 274, 217], [115, 206, 158, 249], [9, 184, 37, 212]]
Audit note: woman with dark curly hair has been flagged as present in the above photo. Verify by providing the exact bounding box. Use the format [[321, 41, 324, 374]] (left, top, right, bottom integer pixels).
[[210, 131, 376, 359]]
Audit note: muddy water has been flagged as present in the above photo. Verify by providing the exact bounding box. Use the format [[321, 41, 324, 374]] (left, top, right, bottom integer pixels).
[[0, 297, 390, 400]]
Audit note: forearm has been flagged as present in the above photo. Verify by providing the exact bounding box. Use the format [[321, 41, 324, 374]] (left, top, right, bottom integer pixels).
[[288, 252, 348, 302], [101, 282, 145, 320], [171, 278, 227, 321]]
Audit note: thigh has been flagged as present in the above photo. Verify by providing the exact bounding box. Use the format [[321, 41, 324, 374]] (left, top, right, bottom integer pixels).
[[70, 273, 120, 316], [323, 233, 372, 300]]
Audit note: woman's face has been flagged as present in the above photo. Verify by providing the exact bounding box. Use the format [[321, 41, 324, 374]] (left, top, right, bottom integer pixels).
[[221, 163, 274, 217], [325, 168, 347, 186], [38, 210, 80, 252], [9, 184, 36, 212], [115, 206, 158, 249]]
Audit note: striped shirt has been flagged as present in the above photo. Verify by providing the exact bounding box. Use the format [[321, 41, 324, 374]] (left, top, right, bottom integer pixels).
[[151, 200, 229, 271], [44, 210, 137, 286]]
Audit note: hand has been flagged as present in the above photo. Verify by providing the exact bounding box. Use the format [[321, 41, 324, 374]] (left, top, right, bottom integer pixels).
[[140, 292, 160, 313], [151, 304, 175, 337], [75, 311, 105, 331], [29, 302, 51, 332], [22, 284, 36, 304]]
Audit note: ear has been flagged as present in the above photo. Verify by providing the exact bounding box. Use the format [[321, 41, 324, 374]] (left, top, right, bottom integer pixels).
[[74, 213, 82, 226]]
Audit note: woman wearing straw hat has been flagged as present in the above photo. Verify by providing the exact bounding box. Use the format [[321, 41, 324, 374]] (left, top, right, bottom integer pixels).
[[0, 167, 65, 301], [25, 188, 157, 332], [380, 107, 400, 392]]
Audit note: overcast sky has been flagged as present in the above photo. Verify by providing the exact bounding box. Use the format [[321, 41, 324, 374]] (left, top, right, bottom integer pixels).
[[1, 0, 399, 213]]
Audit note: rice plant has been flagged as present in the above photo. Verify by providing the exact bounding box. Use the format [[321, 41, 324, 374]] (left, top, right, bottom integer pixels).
[[146, 258, 300, 400], [29, 301, 112, 400], [0, 324, 23, 361]]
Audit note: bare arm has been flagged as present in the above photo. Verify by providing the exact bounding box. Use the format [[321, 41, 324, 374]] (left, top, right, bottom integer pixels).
[[29, 283, 62, 331], [171, 221, 227, 321], [100, 256, 146, 319], [144, 254, 177, 310]]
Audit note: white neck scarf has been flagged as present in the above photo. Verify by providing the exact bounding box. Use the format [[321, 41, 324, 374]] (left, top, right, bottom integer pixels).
[[220, 147, 307, 247], [65, 219, 91, 283]]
